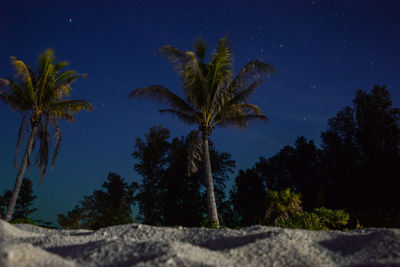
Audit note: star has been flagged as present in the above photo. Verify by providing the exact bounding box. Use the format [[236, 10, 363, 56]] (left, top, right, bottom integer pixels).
[[68, 18, 72, 23]]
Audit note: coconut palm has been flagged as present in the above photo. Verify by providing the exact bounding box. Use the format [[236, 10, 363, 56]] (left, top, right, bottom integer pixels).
[[130, 37, 274, 227], [0, 49, 93, 222]]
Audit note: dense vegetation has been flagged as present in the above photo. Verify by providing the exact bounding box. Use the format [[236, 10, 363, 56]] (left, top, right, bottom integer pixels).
[[57, 85, 399, 230], [0, 178, 52, 227], [0, 178, 37, 220], [1, 38, 399, 230], [57, 173, 137, 230], [229, 85, 400, 228]]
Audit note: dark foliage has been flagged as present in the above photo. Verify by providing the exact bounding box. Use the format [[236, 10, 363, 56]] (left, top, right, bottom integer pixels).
[[132, 126, 235, 227], [278, 207, 349, 231], [248, 136, 325, 211], [132, 126, 171, 226], [321, 85, 400, 226], [0, 178, 37, 220], [230, 86, 400, 228], [57, 173, 137, 230], [229, 168, 267, 226]]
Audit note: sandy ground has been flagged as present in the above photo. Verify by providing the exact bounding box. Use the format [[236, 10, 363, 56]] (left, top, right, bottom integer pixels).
[[0, 219, 399, 267]]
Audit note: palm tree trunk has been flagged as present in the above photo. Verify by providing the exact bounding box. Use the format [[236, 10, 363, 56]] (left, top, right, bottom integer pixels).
[[3, 123, 38, 222], [201, 130, 220, 228]]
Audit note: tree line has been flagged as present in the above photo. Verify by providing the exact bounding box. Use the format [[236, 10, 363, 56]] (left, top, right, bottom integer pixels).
[[234, 85, 400, 228], [1, 36, 399, 229], [2, 85, 399, 229], [58, 85, 400, 230]]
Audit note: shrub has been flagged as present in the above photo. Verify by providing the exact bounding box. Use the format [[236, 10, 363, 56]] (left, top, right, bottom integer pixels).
[[264, 188, 302, 226], [278, 207, 349, 231], [11, 217, 36, 225], [202, 219, 225, 229]]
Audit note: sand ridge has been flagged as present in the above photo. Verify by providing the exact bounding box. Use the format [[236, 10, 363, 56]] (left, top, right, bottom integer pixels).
[[1, 219, 399, 266]]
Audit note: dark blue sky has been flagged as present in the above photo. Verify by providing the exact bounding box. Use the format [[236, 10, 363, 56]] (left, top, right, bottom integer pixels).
[[1, 0, 399, 224]]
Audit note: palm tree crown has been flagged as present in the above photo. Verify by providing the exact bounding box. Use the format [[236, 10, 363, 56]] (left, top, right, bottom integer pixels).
[[131, 37, 274, 168], [0, 49, 93, 181], [131, 37, 273, 130]]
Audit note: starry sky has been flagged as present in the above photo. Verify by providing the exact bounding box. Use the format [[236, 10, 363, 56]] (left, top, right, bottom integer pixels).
[[1, 0, 399, 225]]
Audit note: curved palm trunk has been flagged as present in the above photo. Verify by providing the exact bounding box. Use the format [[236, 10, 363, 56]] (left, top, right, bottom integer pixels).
[[3, 123, 38, 222], [201, 130, 220, 228]]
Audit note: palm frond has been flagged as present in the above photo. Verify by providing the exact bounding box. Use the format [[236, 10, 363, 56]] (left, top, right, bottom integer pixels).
[[49, 100, 93, 120], [28, 126, 37, 169], [51, 119, 61, 167], [14, 115, 29, 168], [229, 60, 274, 96], [218, 114, 267, 129], [0, 78, 10, 88], [54, 61, 70, 72], [194, 38, 207, 62], [207, 37, 233, 113], [26, 64, 37, 89], [37, 49, 55, 76], [159, 45, 195, 74], [6, 79, 32, 111], [36, 118, 50, 182], [217, 103, 267, 128], [244, 103, 266, 114], [0, 88, 11, 104], [54, 70, 80, 96], [220, 102, 265, 117], [10, 57, 35, 99], [130, 85, 195, 114], [182, 61, 209, 109], [226, 81, 260, 107], [158, 109, 198, 125], [208, 37, 233, 91], [186, 130, 203, 176], [160, 45, 207, 108], [38, 61, 55, 99]]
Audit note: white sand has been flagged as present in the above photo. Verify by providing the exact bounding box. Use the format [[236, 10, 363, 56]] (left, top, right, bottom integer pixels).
[[1, 219, 399, 266]]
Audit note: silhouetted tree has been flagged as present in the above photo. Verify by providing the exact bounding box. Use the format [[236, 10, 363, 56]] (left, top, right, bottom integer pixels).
[[132, 126, 235, 227], [160, 134, 205, 226], [0, 49, 93, 221], [57, 173, 137, 230], [321, 85, 400, 226], [228, 85, 399, 228], [133, 126, 170, 225], [57, 205, 83, 229], [229, 169, 267, 226], [0, 178, 37, 220], [255, 136, 324, 210]]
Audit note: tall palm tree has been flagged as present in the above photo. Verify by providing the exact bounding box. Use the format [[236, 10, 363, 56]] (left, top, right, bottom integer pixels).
[[130, 37, 274, 227], [0, 49, 93, 222]]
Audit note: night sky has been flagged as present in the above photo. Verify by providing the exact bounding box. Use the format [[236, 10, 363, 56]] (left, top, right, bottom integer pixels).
[[1, 0, 399, 224]]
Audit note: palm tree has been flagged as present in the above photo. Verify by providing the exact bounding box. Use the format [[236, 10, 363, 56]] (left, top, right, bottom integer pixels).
[[0, 49, 93, 222], [130, 37, 274, 227]]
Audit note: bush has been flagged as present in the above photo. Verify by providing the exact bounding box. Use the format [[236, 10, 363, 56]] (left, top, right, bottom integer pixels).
[[264, 188, 302, 226], [11, 217, 36, 225], [201, 219, 220, 229], [352, 209, 400, 228], [278, 207, 349, 231]]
